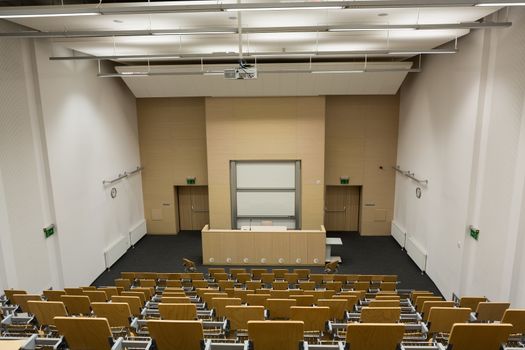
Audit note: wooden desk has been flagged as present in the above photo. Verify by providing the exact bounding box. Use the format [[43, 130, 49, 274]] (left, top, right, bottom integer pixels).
[[202, 225, 326, 266]]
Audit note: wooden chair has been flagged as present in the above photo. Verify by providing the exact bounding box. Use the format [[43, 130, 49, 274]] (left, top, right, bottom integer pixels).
[[415, 295, 442, 312], [475, 302, 510, 322], [64, 288, 84, 295], [298, 281, 315, 291], [43, 290, 66, 302], [501, 309, 525, 335], [341, 290, 366, 301], [159, 303, 197, 320], [379, 282, 397, 291], [114, 278, 132, 290], [201, 292, 228, 306], [12, 294, 41, 313], [214, 273, 229, 282], [208, 268, 226, 277], [248, 321, 304, 350], [112, 296, 142, 317], [346, 275, 359, 283], [291, 295, 314, 306], [229, 268, 246, 279], [233, 289, 254, 303], [447, 323, 512, 350], [368, 300, 400, 308], [83, 290, 108, 303], [139, 279, 156, 288], [131, 287, 153, 300], [27, 301, 67, 328], [383, 275, 398, 282], [225, 306, 265, 333], [54, 317, 114, 350], [427, 307, 471, 335], [251, 269, 267, 280], [272, 281, 289, 290], [4, 289, 26, 304], [246, 281, 263, 290], [333, 295, 359, 311], [81, 286, 97, 291], [148, 320, 203, 350], [309, 274, 324, 285], [284, 273, 299, 285], [91, 302, 133, 328], [346, 323, 404, 350], [218, 280, 235, 291], [246, 294, 270, 307], [236, 273, 251, 284], [353, 281, 370, 291], [270, 290, 292, 298], [166, 280, 183, 288], [293, 269, 310, 280], [121, 291, 146, 305], [98, 287, 119, 298], [459, 296, 487, 311], [60, 295, 91, 315], [188, 272, 205, 280], [375, 295, 401, 301], [261, 273, 276, 285], [325, 281, 343, 292], [317, 299, 347, 321], [121, 272, 136, 280], [360, 307, 401, 323], [357, 275, 373, 282], [272, 269, 289, 279], [290, 306, 330, 334], [162, 296, 191, 304], [192, 280, 209, 289], [267, 299, 296, 319], [410, 291, 433, 304], [420, 301, 455, 321], [211, 297, 241, 319]]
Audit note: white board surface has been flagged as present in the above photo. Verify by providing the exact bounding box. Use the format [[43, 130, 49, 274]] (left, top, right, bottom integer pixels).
[[237, 191, 295, 216], [236, 162, 295, 189]]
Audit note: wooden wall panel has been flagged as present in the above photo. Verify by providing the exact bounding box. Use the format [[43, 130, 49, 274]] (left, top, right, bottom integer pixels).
[[205, 97, 326, 230], [325, 95, 399, 235]]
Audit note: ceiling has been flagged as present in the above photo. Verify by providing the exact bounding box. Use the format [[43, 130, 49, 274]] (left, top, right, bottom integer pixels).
[[0, 1, 507, 96]]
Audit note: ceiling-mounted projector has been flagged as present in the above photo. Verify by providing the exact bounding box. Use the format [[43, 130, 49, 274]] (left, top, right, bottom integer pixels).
[[224, 65, 258, 80]]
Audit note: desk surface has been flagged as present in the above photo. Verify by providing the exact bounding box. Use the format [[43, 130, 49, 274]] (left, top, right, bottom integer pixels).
[[0, 340, 27, 350], [240, 225, 288, 231], [326, 237, 343, 245]]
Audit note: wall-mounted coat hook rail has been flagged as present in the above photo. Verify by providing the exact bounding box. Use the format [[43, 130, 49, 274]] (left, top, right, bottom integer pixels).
[[392, 165, 428, 186], [103, 165, 144, 185]]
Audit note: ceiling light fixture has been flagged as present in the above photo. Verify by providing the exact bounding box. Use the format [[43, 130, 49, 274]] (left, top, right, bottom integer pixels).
[[152, 31, 236, 35], [224, 6, 345, 12], [475, 2, 525, 5], [0, 12, 99, 18], [388, 50, 457, 54], [329, 27, 416, 32], [312, 70, 365, 74]]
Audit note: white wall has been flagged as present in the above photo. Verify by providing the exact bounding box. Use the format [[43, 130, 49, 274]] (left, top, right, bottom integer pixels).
[[395, 8, 525, 306], [34, 42, 144, 287], [0, 22, 144, 290]]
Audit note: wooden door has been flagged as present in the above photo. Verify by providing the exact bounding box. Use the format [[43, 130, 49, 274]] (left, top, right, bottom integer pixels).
[[324, 186, 360, 232], [177, 186, 209, 231]]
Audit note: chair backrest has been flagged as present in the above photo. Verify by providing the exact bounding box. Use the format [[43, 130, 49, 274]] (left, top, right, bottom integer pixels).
[[333, 295, 359, 311], [383, 275, 397, 282], [298, 281, 315, 291], [261, 273, 275, 284], [291, 295, 314, 306], [148, 320, 204, 350], [317, 299, 347, 321], [290, 306, 330, 332], [229, 268, 246, 278], [218, 280, 235, 291], [98, 287, 119, 298], [357, 275, 373, 282], [427, 307, 471, 334], [379, 282, 397, 291], [284, 273, 299, 284], [131, 287, 153, 300], [415, 296, 442, 312], [476, 302, 510, 322], [447, 323, 512, 350], [410, 291, 433, 304], [269, 290, 291, 298], [246, 294, 270, 307], [159, 303, 197, 320], [13, 294, 41, 313], [166, 280, 183, 287], [114, 279, 131, 290], [211, 298, 242, 318], [54, 317, 113, 350], [60, 295, 92, 315], [236, 273, 252, 284], [501, 309, 525, 334], [64, 288, 84, 295], [111, 296, 142, 317], [4, 289, 26, 303], [214, 273, 229, 281], [309, 274, 324, 285], [267, 299, 296, 319], [272, 281, 289, 290], [233, 289, 254, 303], [368, 300, 400, 308], [162, 296, 191, 303], [248, 321, 304, 350], [325, 281, 343, 292], [251, 269, 268, 280], [375, 295, 401, 301], [459, 296, 487, 311], [273, 269, 289, 279], [353, 281, 370, 291], [120, 291, 146, 305], [83, 290, 108, 303], [360, 307, 401, 323], [121, 272, 135, 280], [225, 306, 265, 331], [81, 286, 97, 291], [208, 268, 226, 277], [91, 302, 132, 328], [27, 301, 67, 327], [346, 323, 404, 350], [293, 269, 310, 280], [341, 290, 366, 300], [43, 290, 66, 302], [202, 292, 228, 306], [139, 279, 157, 288], [421, 301, 455, 321]]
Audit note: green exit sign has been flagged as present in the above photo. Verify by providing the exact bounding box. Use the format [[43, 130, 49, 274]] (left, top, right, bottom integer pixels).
[[43, 225, 55, 238], [340, 177, 349, 185], [186, 177, 196, 185], [470, 226, 479, 240]]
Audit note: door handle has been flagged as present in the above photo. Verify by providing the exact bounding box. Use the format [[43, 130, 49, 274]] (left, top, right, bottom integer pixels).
[[324, 206, 346, 213]]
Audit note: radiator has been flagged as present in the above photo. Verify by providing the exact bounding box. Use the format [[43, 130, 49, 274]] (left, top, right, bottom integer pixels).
[[391, 221, 406, 248], [405, 235, 427, 272], [104, 235, 130, 269], [129, 219, 147, 246]]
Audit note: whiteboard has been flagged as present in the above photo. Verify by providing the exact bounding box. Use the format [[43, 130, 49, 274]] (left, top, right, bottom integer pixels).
[[236, 162, 295, 189], [237, 191, 295, 216]]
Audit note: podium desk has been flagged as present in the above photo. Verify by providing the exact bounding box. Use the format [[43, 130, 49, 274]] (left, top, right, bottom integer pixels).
[[201, 225, 326, 266]]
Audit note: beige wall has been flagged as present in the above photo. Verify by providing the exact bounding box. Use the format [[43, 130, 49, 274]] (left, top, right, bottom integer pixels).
[[325, 95, 399, 235], [138, 98, 207, 234], [205, 97, 326, 230]]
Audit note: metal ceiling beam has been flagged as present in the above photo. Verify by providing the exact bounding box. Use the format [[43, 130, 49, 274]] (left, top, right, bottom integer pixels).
[[0, 22, 511, 39], [0, 0, 522, 18], [49, 48, 457, 61]]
